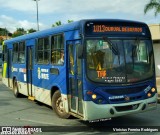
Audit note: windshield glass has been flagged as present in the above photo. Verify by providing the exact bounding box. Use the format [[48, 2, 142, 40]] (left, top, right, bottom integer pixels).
[[86, 39, 154, 83]]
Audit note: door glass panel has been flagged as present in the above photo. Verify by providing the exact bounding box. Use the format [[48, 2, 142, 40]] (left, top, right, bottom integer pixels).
[[76, 44, 82, 76], [29, 48, 33, 70], [78, 80, 83, 114], [27, 47, 33, 96], [69, 44, 74, 75], [68, 42, 83, 115], [69, 78, 76, 110]]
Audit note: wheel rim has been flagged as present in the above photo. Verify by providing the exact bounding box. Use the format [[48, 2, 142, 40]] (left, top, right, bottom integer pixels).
[[56, 97, 64, 114]]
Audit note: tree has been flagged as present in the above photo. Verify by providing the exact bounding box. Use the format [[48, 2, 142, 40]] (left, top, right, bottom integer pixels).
[[67, 20, 73, 23], [12, 28, 26, 37], [0, 37, 3, 45], [0, 28, 9, 36], [0, 28, 11, 44], [52, 20, 74, 27], [52, 21, 62, 27], [144, 0, 160, 16], [27, 28, 37, 33]]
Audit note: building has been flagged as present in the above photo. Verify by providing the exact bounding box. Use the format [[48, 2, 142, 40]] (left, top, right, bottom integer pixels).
[[149, 24, 160, 77]]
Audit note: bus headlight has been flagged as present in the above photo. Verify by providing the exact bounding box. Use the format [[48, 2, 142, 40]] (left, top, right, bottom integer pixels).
[[92, 94, 97, 99], [151, 88, 156, 93], [86, 91, 107, 104]]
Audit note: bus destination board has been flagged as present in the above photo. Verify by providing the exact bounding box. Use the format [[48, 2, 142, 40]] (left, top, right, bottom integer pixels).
[[85, 21, 146, 36]]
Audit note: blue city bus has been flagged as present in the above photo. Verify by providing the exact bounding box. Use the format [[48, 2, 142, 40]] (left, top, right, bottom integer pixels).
[[2, 19, 157, 121]]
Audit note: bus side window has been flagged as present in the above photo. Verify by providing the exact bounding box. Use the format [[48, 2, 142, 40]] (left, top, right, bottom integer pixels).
[[13, 43, 19, 63], [51, 34, 64, 65], [19, 42, 25, 63], [37, 37, 50, 64], [37, 38, 43, 64], [2, 45, 7, 62], [44, 37, 50, 64]]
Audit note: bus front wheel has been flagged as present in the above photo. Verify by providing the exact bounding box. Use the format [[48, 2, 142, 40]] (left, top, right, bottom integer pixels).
[[13, 79, 20, 98], [52, 90, 70, 119]]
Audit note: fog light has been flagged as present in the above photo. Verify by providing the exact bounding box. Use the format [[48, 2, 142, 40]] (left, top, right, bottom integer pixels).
[[98, 99, 103, 104], [92, 94, 97, 99], [151, 88, 156, 93], [147, 93, 151, 97]]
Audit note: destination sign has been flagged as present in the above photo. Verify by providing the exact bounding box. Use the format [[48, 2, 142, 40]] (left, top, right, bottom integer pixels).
[[85, 21, 146, 36], [93, 25, 143, 33]]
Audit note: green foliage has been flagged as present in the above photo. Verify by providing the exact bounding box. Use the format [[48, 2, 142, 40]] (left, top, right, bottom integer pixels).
[[0, 28, 9, 36], [0, 28, 10, 44], [52, 20, 74, 27], [27, 28, 37, 33], [68, 20, 74, 23], [0, 39, 3, 45], [12, 28, 26, 38], [144, 0, 160, 16], [12, 28, 37, 37], [52, 21, 62, 27]]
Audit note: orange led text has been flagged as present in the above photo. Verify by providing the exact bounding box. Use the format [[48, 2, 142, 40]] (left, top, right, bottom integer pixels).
[[97, 70, 106, 78]]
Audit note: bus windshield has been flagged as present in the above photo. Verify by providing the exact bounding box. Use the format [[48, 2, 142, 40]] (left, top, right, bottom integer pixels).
[[86, 38, 154, 83]]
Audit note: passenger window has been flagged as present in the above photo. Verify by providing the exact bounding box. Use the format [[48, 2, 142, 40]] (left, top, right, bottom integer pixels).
[[13, 43, 19, 63], [37, 37, 50, 64], [19, 42, 25, 63], [51, 34, 64, 65]]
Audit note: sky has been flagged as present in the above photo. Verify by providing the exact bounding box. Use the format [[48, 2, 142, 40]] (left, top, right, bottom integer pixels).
[[0, 0, 160, 33]]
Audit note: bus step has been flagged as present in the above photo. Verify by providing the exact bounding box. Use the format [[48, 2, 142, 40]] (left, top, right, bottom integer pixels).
[[28, 96, 35, 101]]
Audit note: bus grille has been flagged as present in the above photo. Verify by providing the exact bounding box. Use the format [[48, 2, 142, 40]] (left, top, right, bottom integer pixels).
[[115, 104, 140, 112]]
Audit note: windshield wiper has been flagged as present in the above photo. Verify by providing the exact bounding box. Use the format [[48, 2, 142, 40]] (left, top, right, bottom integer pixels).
[[102, 36, 119, 55], [130, 37, 141, 71], [135, 37, 140, 45]]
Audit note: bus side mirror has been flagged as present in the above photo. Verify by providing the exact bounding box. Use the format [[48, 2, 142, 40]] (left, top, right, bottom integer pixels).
[[78, 45, 83, 59]]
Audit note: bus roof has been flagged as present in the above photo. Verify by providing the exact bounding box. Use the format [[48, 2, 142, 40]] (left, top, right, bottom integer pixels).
[[4, 19, 149, 44]]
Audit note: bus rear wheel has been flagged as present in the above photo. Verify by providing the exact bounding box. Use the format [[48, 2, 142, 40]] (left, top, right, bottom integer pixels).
[[13, 79, 20, 98], [52, 90, 70, 119]]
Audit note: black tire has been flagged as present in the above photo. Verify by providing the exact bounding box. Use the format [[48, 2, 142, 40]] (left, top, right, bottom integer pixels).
[[13, 79, 20, 98], [52, 90, 70, 119]]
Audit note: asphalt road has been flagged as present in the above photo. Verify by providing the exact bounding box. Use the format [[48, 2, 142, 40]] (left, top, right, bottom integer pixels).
[[0, 69, 160, 135]]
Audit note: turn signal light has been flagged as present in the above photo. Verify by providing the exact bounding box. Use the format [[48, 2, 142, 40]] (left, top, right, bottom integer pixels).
[[87, 91, 93, 95]]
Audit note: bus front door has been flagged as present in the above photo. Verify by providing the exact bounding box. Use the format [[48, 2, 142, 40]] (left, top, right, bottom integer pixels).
[[26, 46, 34, 99], [68, 41, 83, 117]]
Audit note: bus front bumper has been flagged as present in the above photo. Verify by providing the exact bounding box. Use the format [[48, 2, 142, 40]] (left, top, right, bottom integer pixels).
[[83, 94, 157, 121]]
